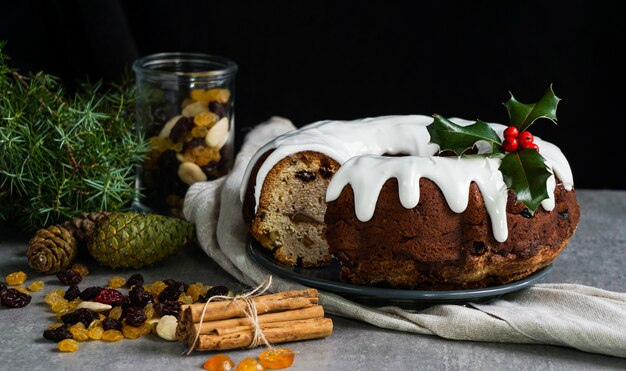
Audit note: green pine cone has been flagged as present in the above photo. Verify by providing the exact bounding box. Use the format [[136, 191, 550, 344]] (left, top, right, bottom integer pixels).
[[87, 212, 194, 269]]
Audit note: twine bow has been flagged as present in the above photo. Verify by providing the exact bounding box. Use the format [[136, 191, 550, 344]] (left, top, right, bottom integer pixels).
[[184, 276, 274, 355]]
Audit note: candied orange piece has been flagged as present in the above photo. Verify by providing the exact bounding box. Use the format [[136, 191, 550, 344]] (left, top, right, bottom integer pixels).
[[203, 354, 235, 371], [258, 348, 295, 369], [236, 358, 265, 371], [6, 271, 27, 286], [15, 286, 30, 295]]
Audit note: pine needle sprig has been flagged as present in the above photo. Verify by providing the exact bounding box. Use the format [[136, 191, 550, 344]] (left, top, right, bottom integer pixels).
[[0, 42, 150, 230]]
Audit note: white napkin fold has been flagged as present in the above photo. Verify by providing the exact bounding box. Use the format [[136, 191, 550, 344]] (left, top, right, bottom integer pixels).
[[184, 117, 626, 358]]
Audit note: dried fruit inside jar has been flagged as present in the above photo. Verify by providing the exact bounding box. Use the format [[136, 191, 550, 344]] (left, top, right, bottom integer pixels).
[[140, 88, 234, 215]]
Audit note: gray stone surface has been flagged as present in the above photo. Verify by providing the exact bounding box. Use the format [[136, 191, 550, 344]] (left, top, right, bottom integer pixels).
[[1, 189, 625, 370]]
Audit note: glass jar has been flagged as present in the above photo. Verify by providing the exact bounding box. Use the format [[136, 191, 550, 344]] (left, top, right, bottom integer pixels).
[[133, 52, 237, 216]]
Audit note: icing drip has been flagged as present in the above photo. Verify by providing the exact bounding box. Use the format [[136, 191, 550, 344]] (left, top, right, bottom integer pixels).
[[241, 115, 575, 242], [326, 155, 510, 241]]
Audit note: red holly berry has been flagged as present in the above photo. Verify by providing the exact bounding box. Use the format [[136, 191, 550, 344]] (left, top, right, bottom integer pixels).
[[503, 126, 519, 138], [502, 137, 519, 152], [94, 289, 125, 306], [518, 131, 534, 147], [526, 143, 539, 152]]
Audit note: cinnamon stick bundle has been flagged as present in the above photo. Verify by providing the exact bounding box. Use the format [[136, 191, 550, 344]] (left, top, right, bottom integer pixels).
[[176, 288, 333, 351]]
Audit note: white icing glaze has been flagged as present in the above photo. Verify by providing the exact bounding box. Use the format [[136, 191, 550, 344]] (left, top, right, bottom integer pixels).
[[240, 115, 574, 242]]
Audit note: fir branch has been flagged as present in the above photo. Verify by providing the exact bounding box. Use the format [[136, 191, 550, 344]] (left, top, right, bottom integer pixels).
[[0, 42, 149, 230]]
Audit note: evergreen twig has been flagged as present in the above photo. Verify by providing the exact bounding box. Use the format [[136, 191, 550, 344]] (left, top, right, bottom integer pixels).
[[0, 41, 150, 230]]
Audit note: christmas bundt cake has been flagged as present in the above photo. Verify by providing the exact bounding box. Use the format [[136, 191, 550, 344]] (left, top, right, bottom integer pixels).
[[241, 87, 580, 289]]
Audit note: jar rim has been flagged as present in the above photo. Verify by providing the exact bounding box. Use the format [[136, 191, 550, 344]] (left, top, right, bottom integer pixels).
[[132, 52, 238, 79]]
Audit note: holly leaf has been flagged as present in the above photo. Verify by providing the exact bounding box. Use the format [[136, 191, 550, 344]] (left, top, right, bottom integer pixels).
[[504, 84, 560, 132], [499, 149, 552, 213], [427, 115, 502, 155]]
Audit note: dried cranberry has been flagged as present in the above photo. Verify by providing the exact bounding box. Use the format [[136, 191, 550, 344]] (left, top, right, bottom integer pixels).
[[43, 324, 73, 342], [125, 306, 147, 327], [94, 289, 125, 306], [154, 301, 181, 317], [79, 286, 104, 301], [158, 285, 184, 302], [64, 285, 81, 301], [129, 285, 152, 307], [61, 308, 98, 327], [102, 318, 123, 331], [0, 288, 31, 308], [56, 268, 82, 285], [125, 273, 144, 288]]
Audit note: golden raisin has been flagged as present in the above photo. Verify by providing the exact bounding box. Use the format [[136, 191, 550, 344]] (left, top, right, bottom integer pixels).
[[58, 338, 79, 352], [203, 354, 235, 371], [15, 286, 30, 295], [186, 285, 201, 302], [55, 307, 72, 319], [71, 263, 90, 277], [27, 280, 45, 292], [258, 348, 295, 369], [108, 306, 123, 320], [145, 281, 167, 297], [48, 322, 65, 330], [178, 293, 194, 305], [194, 112, 218, 127], [44, 290, 65, 306], [143, 303, 155, 320], [50, 299, 70, 314], [107, 276, 126, 289], [68, 298, 82, 311], [191, 125, 210, 138], [138, 322, 152, 336], [88, 326, 104, 340], [69, 323, 89, 341], [122, 325, 142, 339], [191, 88, 230, 104], [5, 271, 27, 286], [101, 329, 124, 342]]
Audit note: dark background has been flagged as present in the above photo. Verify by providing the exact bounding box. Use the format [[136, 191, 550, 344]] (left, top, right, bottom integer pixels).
[[1, 1, 624, 189]]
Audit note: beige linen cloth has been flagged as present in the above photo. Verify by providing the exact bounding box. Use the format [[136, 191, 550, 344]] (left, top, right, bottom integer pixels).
[[184, 117, 626, 358]]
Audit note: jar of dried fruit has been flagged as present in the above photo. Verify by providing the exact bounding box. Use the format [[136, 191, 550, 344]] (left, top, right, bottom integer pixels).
[[133, 53, 237, 216]]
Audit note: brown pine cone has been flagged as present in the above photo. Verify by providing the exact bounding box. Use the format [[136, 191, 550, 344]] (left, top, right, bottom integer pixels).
[[27, 225, 78, 274], [62, 212, 112, 247]]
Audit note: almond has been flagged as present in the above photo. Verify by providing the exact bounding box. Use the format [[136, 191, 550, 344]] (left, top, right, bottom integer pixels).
[[205, 117, 229, 149]]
